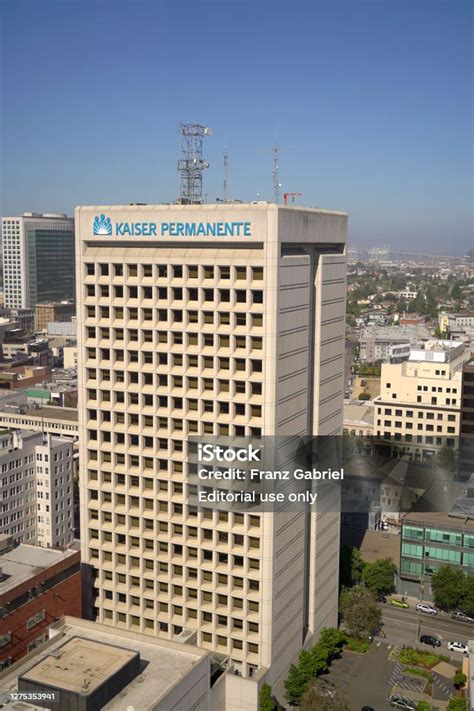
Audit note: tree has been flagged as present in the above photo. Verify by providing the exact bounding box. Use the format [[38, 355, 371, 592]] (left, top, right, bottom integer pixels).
[[339, 585, 381, 638], [451, 284, 462, 300], [300, 679, 349, 711], [460, 575, 474, 616], [362, 558, 397, 595], [431, 565, 465, 610], [284, 662, 309, 706], [447, 698, 467, 711], [339, 546, 365, 588], [259, 683, 278, 711], [358, 392, 371, 400], [318, 627, 347, 659], [453, 671, 467, 689], [416, 703, 431, 711]]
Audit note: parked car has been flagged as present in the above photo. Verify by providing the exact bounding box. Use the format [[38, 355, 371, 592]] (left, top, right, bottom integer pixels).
[[447, 641, 469, 654], [361, 707, 375, 711], [388, 695, 416, 710], [451, 610, 474, 623], [391, 598, 409, 609], [416, 602, 438, 615], [420, 634, 441, 647]]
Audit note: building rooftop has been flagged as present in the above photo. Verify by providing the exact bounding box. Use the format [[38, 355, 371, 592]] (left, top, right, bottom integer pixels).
[[343, 402, 374, 426], [0, 545, 78, 596], [361, 325, 431, 342], [21, 637, 137, 695], [401, 511, 474, 530], [0, 617, 209, 710], [0, 405, 78, 422]]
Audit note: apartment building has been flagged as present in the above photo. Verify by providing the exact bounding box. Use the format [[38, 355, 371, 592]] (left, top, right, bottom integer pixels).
[[1, 213, 74, 309], [0, 430, 74, 549], [359, 324, 429, 363], [374, 340, 469, 461], [76, 203, 347, 708], [0, 406, 78, 440]]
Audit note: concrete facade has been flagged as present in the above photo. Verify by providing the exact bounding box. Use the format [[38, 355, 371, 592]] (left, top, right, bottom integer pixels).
[[75, 203, 347, 708], [375, 340, 469, 460]]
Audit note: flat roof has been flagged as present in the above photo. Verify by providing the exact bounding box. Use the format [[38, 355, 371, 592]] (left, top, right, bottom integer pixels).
[[401, 511, 474, 530], [0, 406, 78, 422], [21, 637, 137, 695], [0, 545, 78, 595], [0, 617, 209, 710]]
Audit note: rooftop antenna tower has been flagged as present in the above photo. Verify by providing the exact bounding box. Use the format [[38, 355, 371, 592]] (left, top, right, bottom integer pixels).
[[223, 147, 229, 202], [177, 123, 213, 204], [272, 143, 280, 203]]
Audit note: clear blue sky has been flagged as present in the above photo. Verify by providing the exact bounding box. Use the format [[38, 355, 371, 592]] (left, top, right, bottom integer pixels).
[[1, 0, 472, 253]]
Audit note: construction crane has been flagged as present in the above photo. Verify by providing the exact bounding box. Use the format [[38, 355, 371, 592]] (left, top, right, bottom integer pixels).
[[283, 192, 302, 206]]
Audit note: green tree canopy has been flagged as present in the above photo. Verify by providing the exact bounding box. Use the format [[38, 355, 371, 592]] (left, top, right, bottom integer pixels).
[[416, 702, 431, 711], [447, 697, 467, 711], [259, 683, 278, 711], [431, 565, 465, 610], [362, 558, 397, 595], [460, 575, 474, 616], [300, 679, 349, 711], [340, 585, 381, 638], [453, 671, 467, 689], [339, 546, 365, 588]]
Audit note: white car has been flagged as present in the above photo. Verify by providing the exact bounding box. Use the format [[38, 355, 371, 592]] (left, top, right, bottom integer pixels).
[[447, 641, 469, 655], [416, 602, 438, 615]]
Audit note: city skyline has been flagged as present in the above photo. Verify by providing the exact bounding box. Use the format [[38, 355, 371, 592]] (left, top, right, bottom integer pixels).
[[1, 0, 472, 253]]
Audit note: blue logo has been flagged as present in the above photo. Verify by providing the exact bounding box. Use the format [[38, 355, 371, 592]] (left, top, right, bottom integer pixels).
[[93, 214, 112, 236]]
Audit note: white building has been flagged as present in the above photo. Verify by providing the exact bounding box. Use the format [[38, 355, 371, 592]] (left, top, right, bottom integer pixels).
[[399, 289, 418, 301], [0, 430, 74, 548], [1, 213, 74, 309], [76, 202, 347, 709]]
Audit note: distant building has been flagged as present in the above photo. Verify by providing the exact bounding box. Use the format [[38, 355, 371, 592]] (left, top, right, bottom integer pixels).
[[359, 324, 430, 363], [0, 406, 78, 440], [63, 346, 78, 369], [0, 545, 80, 668], [374, 340, 469, 461], [2, 213, 74, 310], [399, 314, 427, 327], [399, 289, 418, 301], [35, 302, 75, 332], [0, 430, 74, 548], [0, 309, 34, 335], [0, 365, 50, 390], [0, 615, 210, 709]]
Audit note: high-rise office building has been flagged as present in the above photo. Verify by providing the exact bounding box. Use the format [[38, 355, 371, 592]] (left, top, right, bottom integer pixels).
[[2, 213, 75, 309], [76, 204, 347, 708]]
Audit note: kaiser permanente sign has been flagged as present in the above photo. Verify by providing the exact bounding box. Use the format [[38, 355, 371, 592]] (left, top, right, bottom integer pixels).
[[92, 214, 252, 238]]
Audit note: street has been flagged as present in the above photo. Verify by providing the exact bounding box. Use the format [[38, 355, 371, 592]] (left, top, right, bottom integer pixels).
[[381, 603, 474, 658]]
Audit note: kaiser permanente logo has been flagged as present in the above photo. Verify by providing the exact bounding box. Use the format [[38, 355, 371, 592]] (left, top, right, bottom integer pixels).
[[93, 214, 112, 235], [92, 215, 251, 238]]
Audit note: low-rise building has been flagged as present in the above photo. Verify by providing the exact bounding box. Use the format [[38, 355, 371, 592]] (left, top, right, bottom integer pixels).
[[0, 545, 80, 668], [359, 324, 430, 363], [400, 512, 474, 597], [0, 406, 78, 440], [399, 314, 427, 327], [399, 289, 418, 301], [343, 401, 374, 437], [0, 616, 211, 710]]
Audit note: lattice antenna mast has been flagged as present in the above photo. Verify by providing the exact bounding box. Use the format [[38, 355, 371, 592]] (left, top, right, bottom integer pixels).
[[223, 147, 229, 202], [177, 123, 213, 204], [272, 143, 280, 203]]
